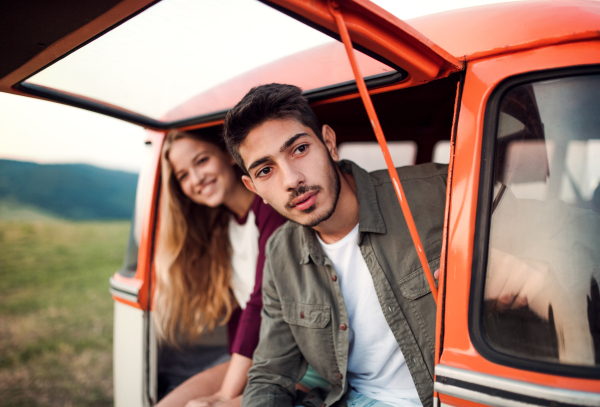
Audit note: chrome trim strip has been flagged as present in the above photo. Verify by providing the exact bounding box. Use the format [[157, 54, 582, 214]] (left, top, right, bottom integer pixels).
[[435, 364, 600, 407], [110, 287, 139, 303], [436, 382, 537, 407], [110, 276, 140, 295], [109, 276, 140, 302]]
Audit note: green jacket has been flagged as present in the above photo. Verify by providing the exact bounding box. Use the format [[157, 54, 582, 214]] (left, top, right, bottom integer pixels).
[[243, 160, 448, 407]]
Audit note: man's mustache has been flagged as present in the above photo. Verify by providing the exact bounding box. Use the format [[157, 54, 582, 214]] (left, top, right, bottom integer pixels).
[[285, 185, 322, 210]]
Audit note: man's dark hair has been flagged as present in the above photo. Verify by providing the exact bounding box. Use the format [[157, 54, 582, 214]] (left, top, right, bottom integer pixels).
[[223, 83, 322, 174]]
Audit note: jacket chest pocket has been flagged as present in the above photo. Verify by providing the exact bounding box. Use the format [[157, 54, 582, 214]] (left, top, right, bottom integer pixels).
[[282, 301, 336, 383], [282, 302, 331, 328], [398, 257, 440, 300]]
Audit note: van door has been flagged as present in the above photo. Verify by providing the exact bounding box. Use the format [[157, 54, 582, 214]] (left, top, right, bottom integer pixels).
[[437, 37, 600, 407], [110, 130, 163, 407]]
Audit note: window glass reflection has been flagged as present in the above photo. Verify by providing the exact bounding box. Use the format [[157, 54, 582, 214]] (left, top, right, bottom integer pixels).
[[483, 74, 600, 366]]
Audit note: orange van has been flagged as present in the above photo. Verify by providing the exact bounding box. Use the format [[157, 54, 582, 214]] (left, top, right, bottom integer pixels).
[[1, 0, 599, 406]]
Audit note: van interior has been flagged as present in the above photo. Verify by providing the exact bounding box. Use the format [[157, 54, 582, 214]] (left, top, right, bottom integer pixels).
[[155, 72, 461, 400]]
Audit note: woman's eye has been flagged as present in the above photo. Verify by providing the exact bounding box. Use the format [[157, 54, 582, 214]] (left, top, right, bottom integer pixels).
[[177, 173, 188, 183], [196, 157, 208, 165]]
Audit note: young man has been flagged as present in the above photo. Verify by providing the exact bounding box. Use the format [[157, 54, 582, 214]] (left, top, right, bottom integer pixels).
[[223, 84, 446, 407]]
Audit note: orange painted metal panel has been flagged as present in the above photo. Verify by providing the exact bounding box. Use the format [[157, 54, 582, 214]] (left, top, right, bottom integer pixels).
[[111, 130, 165, 311], [441, 40, 600, 398], [441, 394, 490, 407], [433, 79, 462, 402], [265, 0, 461, 83], [134, 130, 163, 310], [407, 0, 600, 62]]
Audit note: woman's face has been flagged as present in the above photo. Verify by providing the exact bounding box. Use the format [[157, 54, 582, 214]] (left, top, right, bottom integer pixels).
[[168, 137, 239, 208]]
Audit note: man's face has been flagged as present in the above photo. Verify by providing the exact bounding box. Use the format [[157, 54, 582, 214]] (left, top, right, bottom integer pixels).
[[240, 118, 340, 227]]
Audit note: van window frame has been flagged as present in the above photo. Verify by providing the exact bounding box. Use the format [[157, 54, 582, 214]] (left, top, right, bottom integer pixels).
[[14, 0, 407, 131], [469, 64, 600, 379]]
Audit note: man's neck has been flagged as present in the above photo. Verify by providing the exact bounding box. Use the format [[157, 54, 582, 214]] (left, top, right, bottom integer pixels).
[[314, 170, 359, 244], [224, 181, 255, 219]]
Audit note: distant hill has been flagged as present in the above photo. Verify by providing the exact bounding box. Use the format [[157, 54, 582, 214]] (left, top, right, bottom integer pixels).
[[0, 160, 138, 220]]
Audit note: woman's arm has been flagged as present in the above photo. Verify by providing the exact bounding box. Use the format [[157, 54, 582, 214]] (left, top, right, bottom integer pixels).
[[184, 353, 252, 407], [230, 198, 287, 357], [187, 200, 287, 407], [216, 353, 253, 400]]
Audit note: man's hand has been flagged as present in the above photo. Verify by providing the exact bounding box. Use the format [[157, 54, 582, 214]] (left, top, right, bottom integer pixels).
[[184, 394, 227, 407], [484, 248, 548, 314]]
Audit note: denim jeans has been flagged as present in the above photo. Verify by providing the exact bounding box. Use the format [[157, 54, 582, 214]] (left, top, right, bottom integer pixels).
[[346, 390, 393, 407]]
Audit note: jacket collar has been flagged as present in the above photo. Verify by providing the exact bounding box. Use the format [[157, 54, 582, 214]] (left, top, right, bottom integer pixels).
[[300, 160, 386, 265]]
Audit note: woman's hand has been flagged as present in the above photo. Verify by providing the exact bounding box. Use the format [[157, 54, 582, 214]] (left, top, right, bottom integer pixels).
[[184, 393, 227, 407], [184, 353, 252, 407]]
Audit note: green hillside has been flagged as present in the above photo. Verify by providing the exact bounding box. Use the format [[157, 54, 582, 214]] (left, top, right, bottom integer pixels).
[[0, 160, 138, 220]]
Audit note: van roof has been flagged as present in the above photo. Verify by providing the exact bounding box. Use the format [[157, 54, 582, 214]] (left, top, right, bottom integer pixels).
[[407, 0, 600, 62], [2, 0, 599, 129], [168, 0, 600, 124]]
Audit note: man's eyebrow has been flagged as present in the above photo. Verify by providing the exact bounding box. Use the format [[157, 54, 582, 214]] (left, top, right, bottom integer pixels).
[[247, 156, 271, 173], [280, 133, 309, 153], [247, 133, 310, 174]]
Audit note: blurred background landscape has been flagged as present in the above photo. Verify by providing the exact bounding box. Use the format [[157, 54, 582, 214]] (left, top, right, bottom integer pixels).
[[0, 158, 138, 406]]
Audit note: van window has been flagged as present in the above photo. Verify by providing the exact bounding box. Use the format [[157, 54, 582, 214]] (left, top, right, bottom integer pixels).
[[118, 140, 155, 278], [23, 0, 396, 123], [338, 141, 417, 172], [482, 74, 600, 368], [432, 140, 451, 164]]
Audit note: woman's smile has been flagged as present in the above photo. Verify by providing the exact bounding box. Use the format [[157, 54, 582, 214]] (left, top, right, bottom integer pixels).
[[197, 178, 217, 195]]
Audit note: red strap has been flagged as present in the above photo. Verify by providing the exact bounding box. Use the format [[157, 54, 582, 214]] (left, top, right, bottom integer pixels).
[[328, 0, 438, 303]]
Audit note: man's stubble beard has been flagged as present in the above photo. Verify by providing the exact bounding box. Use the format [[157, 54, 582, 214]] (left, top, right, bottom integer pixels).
[[288, 156, 341, 228]]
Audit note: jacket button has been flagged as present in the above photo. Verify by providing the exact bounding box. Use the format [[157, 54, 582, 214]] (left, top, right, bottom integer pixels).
[[332, 275, 337, 282], [338, 373, 343, 380], [340, 324, 347, 330], [300, 312, 305, 319]]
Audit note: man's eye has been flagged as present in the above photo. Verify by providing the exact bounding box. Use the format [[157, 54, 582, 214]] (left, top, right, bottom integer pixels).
[[294, 144, 308, 154], [256, 167, 272, 178]]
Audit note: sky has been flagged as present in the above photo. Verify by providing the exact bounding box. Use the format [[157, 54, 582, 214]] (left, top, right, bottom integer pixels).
[[0, 0, 520, 173]]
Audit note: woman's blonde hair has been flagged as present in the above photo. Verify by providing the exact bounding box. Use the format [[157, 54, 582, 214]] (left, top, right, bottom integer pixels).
[[154, 128, 236, 346]]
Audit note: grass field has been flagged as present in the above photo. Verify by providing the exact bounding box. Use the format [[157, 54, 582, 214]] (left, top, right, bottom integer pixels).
[[0, 219, 130, 407]]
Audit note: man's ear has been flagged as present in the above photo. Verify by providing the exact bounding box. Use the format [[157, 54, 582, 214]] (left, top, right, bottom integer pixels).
[[242, 175, 258, 194], [322, 124, 339, 161]]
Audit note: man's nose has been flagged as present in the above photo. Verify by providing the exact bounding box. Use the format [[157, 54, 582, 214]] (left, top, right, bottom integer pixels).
[[281, 163, 305, 191]]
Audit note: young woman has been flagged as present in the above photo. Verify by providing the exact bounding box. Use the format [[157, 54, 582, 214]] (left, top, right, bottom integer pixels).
[[154, 129, 286, 407]]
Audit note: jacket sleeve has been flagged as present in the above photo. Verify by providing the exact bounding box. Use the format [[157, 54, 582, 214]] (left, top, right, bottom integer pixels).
[[242, 240, 307, 407]]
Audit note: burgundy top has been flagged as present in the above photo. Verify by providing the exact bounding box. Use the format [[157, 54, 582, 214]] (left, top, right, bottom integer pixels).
[[226, 195, 286, 358]]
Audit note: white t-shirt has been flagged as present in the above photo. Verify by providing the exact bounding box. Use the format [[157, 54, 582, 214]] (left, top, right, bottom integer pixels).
[[317, 224, 421, 406], [228, 210, 259, 309]]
